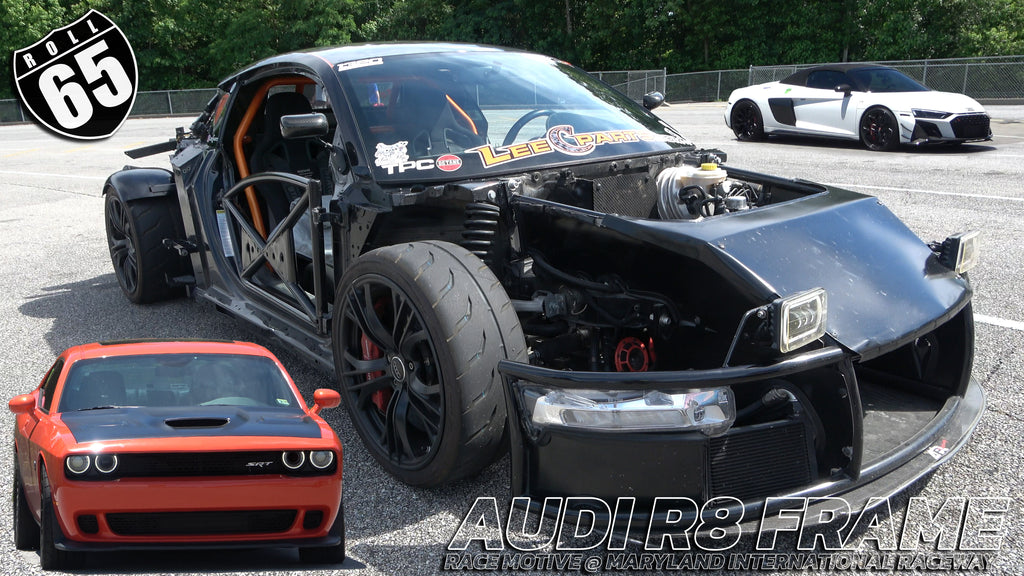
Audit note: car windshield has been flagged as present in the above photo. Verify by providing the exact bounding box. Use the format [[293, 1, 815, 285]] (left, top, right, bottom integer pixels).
[[58, 354, 301, 411], [335, 51, 692, 181], [848, 68, 929, 93]]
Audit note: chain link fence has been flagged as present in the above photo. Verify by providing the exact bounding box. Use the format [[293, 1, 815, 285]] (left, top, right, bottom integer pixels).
[[3, 57, 1022, 124], [0, 88, 218, 124], [591, 69, 666, 102]]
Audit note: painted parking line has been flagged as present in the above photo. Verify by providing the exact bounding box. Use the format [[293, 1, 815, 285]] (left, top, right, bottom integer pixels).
[[0, 169, 107, 181], [824, 183, 1024, 203], [975, 314, 1024, 332]]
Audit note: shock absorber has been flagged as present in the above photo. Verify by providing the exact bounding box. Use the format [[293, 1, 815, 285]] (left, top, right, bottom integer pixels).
[[462, 202, 501, 268]]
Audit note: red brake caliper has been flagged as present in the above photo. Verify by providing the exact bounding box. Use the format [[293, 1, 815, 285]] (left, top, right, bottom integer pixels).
[[361, 334, 390, 412]]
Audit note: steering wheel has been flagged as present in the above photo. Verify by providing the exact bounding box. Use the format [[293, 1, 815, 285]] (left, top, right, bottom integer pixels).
[[502, 109, 555, 146]]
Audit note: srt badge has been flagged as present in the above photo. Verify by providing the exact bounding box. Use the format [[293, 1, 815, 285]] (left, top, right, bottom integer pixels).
[[13, 9, 137, 139]]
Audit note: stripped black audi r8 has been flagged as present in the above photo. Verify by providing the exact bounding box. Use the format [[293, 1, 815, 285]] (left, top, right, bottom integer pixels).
[[726, 64, 992, 150], [104, 43, 984, 525]]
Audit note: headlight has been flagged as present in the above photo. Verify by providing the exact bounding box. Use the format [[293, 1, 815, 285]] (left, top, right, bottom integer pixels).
[[66, 455, 91, 475], [773, 288, 828, 353], [94, 454, 118, 474], [281, 451, 306, 470], [527, 387, 735, 435], [939, 231, 980, 274], [912, 109, 952, 119], [308, 450, 335, 469]]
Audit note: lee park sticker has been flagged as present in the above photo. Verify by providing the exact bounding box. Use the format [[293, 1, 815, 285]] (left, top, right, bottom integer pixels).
[[13, 9, 138, 139]]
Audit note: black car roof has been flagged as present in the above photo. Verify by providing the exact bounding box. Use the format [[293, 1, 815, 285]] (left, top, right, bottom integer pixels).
[[780, 63, 891, 86], [222, 42, 518, 88]]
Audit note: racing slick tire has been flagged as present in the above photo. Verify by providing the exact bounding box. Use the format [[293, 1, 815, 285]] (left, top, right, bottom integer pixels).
[[104, 186, 183, 304], [859, 106, 900, 151], [39, 469, 83, 571], [332, 241, 527, 487], [12, 452, 39, 551], [730, 99, 766, 141], [299, 503, 345, 564]]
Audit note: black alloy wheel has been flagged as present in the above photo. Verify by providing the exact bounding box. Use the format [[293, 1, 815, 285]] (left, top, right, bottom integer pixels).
[[860, 107, 900, 151], [12, 452, 39, 551], [333, 241, 526, 487], [731, 100, 765, 141], [104, 188, 183, 304]]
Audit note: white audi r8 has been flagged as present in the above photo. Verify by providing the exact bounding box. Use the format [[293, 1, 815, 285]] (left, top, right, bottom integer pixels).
[[725, 64, 992, 151]]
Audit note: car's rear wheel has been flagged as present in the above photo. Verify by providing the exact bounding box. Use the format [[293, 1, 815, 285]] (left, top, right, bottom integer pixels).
[[860, 106, 900, 151], [299, 504, 345, 564], [333, 241, 526, 487], [12, 452, 39, 551], [104, 187, 182, 304], [730, 100, 765, 141], [39, 469, 83, 571]]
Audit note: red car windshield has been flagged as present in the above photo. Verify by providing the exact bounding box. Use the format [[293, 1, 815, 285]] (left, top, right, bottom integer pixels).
[[58, 354, 301, 411], [335, 51, 692, 181]]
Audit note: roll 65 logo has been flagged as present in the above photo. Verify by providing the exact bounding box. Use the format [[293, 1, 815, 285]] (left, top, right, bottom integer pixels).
[[13, 9, 137, 139]]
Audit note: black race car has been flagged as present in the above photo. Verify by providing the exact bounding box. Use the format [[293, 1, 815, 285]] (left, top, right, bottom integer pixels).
[[105, 43, 983, 522]]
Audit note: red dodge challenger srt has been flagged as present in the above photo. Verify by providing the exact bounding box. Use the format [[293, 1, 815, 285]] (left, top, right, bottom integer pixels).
[[9, 340, 344, 570]]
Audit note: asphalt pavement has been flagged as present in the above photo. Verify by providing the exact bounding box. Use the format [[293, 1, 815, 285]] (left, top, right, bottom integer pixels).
[[0, 104, 1021, 575]]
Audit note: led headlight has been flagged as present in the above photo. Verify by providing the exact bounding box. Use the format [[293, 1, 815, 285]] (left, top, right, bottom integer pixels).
[[529, 388, 735, 435], [912, 109, 952, 119], [309, 450, 335, 469], [773, 288, 828, 353], [66, 455, 91, 475], [939, 230, 980, 274]]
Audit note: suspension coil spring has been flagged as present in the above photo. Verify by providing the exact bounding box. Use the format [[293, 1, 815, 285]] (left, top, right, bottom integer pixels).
[[462, 202, 501, 267]]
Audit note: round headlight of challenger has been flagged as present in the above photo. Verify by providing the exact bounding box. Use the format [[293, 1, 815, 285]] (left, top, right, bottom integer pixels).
[[94, 453, 118, 474], [282, 450, 306, 470], [66, 455, 91, 475], [309, 450, 335, 469]]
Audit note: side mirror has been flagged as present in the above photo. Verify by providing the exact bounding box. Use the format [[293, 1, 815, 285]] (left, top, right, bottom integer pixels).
[[281, 113, 329, 139], [311, 388, 341, 414], [642, 91, 665, 110], [834, 84, 853, 96], [8, 394, 35, 415]]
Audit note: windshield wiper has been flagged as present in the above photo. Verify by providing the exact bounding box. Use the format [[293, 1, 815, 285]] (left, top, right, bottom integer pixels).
[[75, 405, 123, 411]]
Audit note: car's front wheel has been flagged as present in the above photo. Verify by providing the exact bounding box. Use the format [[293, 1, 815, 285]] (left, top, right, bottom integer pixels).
[[104, 187, 182, 304], [730, 100, 765, 141], [39, 470, 83, 571], [333, 241, 526, 487], [12, 452, 39, 551], [859, 106, 900, 151]]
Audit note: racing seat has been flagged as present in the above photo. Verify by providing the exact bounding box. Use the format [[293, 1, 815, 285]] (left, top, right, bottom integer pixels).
[[64, 371, 127, 411], [249, 91, 326, 231]]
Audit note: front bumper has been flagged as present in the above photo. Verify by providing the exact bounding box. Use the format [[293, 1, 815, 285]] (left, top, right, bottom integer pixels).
[[51, 473, 342, 547], [907, 112, 992, 144], [498, 323, 984, 527]]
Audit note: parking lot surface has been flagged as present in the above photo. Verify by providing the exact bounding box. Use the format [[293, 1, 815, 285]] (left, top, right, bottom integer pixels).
[[1, 104, 1021, 575]]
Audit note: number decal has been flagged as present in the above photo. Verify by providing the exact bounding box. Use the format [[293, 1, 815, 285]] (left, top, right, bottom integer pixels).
[[13, 10, 138, 139], [38, 63, 93, 129]]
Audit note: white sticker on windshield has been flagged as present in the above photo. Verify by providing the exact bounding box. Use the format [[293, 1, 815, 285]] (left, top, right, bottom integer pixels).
[[338, 57, 383, 71], [374, 141, 409, 170]]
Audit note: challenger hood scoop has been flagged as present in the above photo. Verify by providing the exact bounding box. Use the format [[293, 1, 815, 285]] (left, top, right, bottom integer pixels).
[[61, 406, 320, 442], [164, 417, 230, 428]]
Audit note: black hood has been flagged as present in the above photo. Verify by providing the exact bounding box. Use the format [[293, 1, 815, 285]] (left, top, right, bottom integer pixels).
[[60, 406, 322, 442]]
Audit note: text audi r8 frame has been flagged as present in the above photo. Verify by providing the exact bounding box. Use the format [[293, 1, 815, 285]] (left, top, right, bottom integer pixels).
[[9, 341, 344, 569], [103, 43, 984, 526]]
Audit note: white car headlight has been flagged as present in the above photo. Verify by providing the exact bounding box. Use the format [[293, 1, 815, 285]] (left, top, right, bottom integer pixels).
[[773, 288, 828, 353], [940, 231, 980, 274], [66, 455, 91, 475], [912, 109, 952, 119], [528, 388, 735, 435]]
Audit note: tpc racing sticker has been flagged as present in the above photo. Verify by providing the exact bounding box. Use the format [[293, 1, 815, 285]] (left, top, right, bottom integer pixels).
[[13, 9, 138, 139]]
